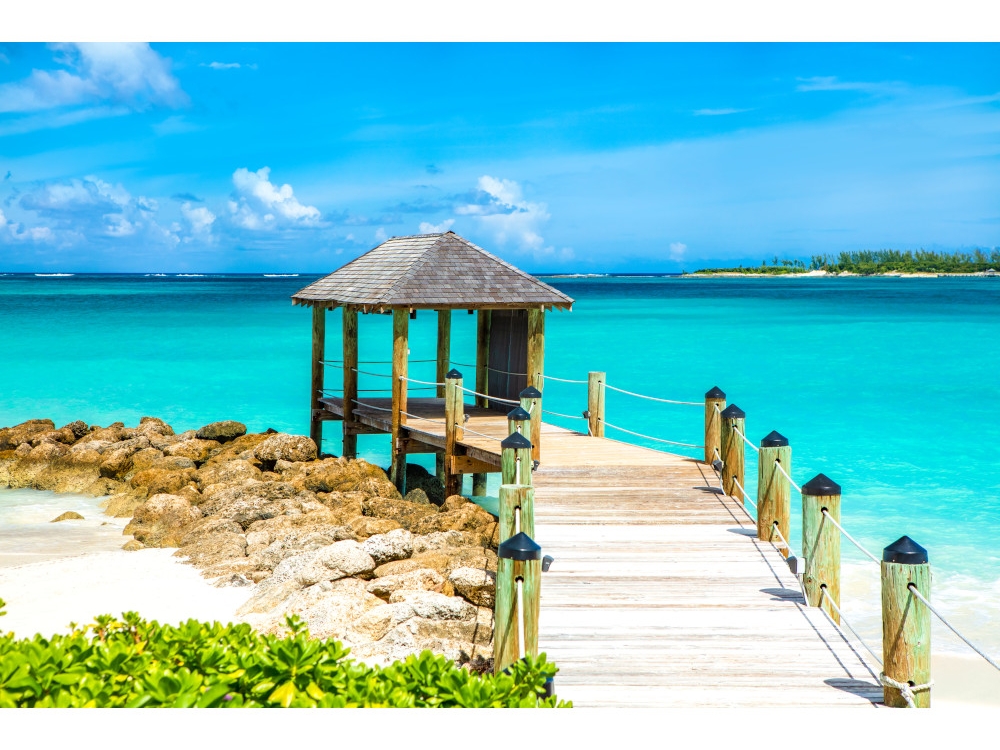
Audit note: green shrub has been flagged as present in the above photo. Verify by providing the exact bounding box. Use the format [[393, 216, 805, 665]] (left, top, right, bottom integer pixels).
[[0, 605, 568, 708]]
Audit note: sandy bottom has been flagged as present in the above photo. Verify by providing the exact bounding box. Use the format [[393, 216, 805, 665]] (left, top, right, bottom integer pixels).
[[931, 653, 1000, 708], [0, 549, 250, 639]]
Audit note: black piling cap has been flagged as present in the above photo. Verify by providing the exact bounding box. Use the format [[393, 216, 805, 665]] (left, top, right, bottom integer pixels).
[[705, 386, 726, 400], [507, 406, 531, 421], [720, 404, 745, 419], [446, 368, 463, 380], [498, 531, 542, 561], [760, 430, 789, 448], [883, 535, 929, 565], [500, 432, 532, 450], [520, 385, 542, 399], [802, 473, 841, 496]]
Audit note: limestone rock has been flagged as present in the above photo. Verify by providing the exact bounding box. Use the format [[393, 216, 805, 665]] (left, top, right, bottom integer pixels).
[[122, 539, 144, 551], [163, 438, 220, 464], [59, 420, 90, 440], [102, 490, 147, 518], [374, 552, 452, 578], [195, 459, 262, 490], [50, 511, 84, 522], [404, 488, 430, 505], [348, 516, 402, 539], [361, 495, 437, 531], [412, 530, 476, 554], [365, 568, 445, 600], [203, 433, 269, 464], [448, 567, 496, 607], [124, 493, 203, 547], [128, 447, 166, 473], [361, 528, 414, 565], [196, 420, 247, 443], [98, 436, 151, 478], [77, 423, 128, 446], [404, 463, 446, 505], [315, 540, 377, 578], [254, 433, 317, 464], [0, 419, 56, 451], [388, 590, 476, 621], [241, 578, 383, 641], [137, 417, 174, 439], [130, 467, 198, 496], [28, 441, 70, 461], [197, 480, 313, 530]]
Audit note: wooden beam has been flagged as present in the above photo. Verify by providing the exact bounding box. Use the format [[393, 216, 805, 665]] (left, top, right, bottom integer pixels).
[[475, 310, 491, 408], [526, 308, 545, 462], [444, 371, 464, 497], [390, 308, 408, 492], [450, 455, 496, 475], [309, 306, 326, 452], [342, 308, 358, 458]]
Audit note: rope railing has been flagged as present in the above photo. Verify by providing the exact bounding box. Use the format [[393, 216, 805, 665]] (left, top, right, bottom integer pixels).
[[539, 373, 588, 385], [601, 382, 702, 406], [772, 459, 802, 493], [456, 386, 520, 406], [907, 584, 1000, 673], [457, 425, 503, 442], [598, 418, 704, 449], [817, 587, 884, 667], [322, 359, 436, 365], [352, 367, 395, 378], [351, 399, 393, 413], [820, 509, 881, 565], [543, 408, 587, 420], [450, 361, 527, 377], [399, 375, 445, 387], [731, 476, 758, 511], [400, 410, 448, 427], [769, 522, 793, 555], [733, 427, 760, 453]]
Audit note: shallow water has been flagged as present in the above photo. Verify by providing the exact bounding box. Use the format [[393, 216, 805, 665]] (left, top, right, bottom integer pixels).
[[1, 273, 998, 657]]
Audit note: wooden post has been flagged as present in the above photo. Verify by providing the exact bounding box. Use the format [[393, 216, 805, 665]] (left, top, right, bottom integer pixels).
[[507, 405, 530, 437], [520, 386, 541, 463], [704, 386, 726, 465], [342, 308, 358, 459], [526, 308, 545, 462], [501, 432, 532, 486], [758, 431, 791, 558], [309, 305, 326, 452], [444, 369, 464, 498], [475, 310, 491, 408], [587, 371, 605, 438], [390, 308, 409, 493], [472, 474, 488, 497], [435, 310, 452, 484], [719, 404, 745, 498], [881, 536, 931, 708], [801, 473, 841, 622], [495, 522, 542, 673]]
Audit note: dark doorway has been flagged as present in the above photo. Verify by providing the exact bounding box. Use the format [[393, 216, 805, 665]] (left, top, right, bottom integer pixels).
[[487, 310, 528, 409]]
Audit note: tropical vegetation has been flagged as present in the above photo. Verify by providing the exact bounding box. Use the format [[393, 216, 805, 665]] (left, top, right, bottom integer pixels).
[[694, 248, 1000, 275]]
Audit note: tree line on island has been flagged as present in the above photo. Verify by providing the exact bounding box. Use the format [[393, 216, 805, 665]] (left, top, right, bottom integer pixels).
[[694, 248, 1000, 275]]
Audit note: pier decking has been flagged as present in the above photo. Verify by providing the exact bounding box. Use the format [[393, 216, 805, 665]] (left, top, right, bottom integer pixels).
[[319, 396, 883, 708]]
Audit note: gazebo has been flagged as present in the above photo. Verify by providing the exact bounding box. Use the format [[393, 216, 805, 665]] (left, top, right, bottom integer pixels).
[[292, 231, 574, 495]]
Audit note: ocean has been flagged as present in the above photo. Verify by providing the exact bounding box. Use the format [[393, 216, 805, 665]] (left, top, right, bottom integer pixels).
[[1, 273, 999, 656]]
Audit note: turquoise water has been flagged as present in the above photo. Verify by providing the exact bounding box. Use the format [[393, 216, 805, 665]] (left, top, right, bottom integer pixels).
[[2, 273, 999, 651]]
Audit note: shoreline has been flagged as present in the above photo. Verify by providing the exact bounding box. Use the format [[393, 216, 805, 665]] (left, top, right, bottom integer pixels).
[[683, 270, 999, 278]]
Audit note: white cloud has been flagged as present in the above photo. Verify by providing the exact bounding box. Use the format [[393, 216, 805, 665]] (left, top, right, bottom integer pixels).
[[795, 76, 898, 95], [418, 218, 454, 234], [104, 214, 135, 237], [374, 228, 388, 243], [202, 62, 257, 70], [694, 108, 749, 116], [228, 167, 322, 231], [182, 202, 216, 234], [0, 43, 186, 114], [458, 175, 551, 252], [0, 208, 55, 243], [669, 242, 687, 260]]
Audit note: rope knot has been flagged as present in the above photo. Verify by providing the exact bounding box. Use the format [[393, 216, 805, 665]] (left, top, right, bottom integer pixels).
[[879, 672, 933, 708]]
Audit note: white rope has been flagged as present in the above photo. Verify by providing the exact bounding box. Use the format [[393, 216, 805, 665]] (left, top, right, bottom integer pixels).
[[733, 427, 760, 453], [714, 403, 721, 414], [600, 382, 702, 406], [400, 411, 447, 427], [540, 374, 588, 384], [598, 419, 704, 449], [351, 399, 394, 412], [879, 672, 933, 709], [449, 361, 527, 377], [818, 587, 884, 667], [906, 584, 1000, 672], [399, 375, 445, 387], [731, 476, 758, 511], [769, 521, 793, 555], [543, 408, 587, 420], [820, 509, 881, 565], [457, 386, 520, 405], [772, 460, 803, 493], [352, 367, 394, 378], [458, 425, 502, 442]]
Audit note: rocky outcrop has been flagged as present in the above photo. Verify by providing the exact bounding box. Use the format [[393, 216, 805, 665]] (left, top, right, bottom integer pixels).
[[51, 511, 84, 522], [0, 415, 499, 666]]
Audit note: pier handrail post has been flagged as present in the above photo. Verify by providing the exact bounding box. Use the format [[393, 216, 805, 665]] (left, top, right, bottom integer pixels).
[[390, 308, 409, 493], [880, 536, 931, 708], [494, 488, 541, 674], [507, 405, 531, 438], [801, 474, 842, 622], [704, 387, 726, 464], [587, 371, 606, 437], [342, 308, 358, 459], [758, 431, 791, 558], [501, 432, 533, 487], [719, 404, 745, 499], [520, 386, 542, 461], [444, 369, 464, 497]]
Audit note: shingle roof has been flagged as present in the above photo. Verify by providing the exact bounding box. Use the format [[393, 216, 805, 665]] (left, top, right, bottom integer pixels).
[[292, 232, 574, 311]]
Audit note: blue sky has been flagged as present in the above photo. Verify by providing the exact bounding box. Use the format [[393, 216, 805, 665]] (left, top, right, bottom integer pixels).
[[0, 43, 998, 272]]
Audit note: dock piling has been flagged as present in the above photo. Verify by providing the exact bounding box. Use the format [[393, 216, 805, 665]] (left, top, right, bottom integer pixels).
[[495, 522, 542, 673], [389, 308, 409, 493], [520, 386, 542, 462], [309, 306, 326, 451], [802, 473, 842, 622], [587, 371, 606, 437], [881, 536, 931, 708], [758, 431, 791, 558], [719, 404, 745, 498], [341, 308, 358, 459], [444, 369, 464, 497], [704, 387, 726, 465], [501, 432, 533, 486]]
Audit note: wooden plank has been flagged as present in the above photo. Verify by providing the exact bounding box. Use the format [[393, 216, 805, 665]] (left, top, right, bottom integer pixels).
[[450, 454, 495, 474]]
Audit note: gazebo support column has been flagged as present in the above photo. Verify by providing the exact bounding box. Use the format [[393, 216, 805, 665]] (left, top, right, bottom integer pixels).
[[435, 310, 451, 485], [390, 308, 409, 493], [342, 308, 358, 459], [526, 307, 546, 463], [472, 310, 492, 495], [309, 306, 326, 453]]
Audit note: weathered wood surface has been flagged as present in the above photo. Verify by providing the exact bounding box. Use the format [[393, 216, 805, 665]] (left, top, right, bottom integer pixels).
[[316, 396, 882, 707], [309, 306, 326, 450], [881, 560, 931, 708]]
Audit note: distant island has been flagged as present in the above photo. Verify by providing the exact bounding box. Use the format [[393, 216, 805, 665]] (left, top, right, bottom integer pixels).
[[690, 249, 1000, 276]]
